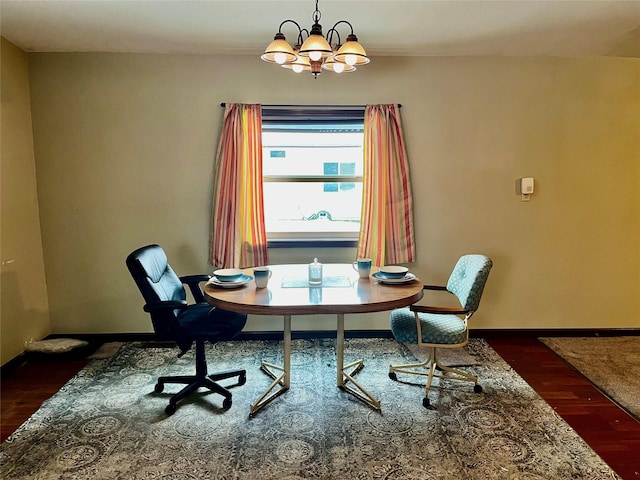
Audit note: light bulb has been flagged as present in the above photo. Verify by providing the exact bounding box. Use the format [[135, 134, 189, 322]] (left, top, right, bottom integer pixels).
[[274, 52, 287, 64], [292, 64, 304, 73], [333, 62, 345, 73], [309, 51, 322, 61], [345, 54, 357, 66]]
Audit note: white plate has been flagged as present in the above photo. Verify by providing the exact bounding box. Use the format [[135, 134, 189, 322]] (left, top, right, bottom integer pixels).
[[372, 272, 416, 284], [209, 274, 253, 288]]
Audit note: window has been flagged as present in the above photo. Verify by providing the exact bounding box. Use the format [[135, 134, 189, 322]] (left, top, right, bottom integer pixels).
[[262, 107, 364, 245]]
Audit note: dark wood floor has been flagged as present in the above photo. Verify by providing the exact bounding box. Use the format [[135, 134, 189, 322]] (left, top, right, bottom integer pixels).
[[2, 338, 639, 479], [486, 337, 640, 480], [1, 357, 91, 442]]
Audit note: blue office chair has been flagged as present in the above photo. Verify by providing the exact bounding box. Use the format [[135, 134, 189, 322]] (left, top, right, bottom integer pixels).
[[126, 244, 247, 415], [388, 254, 493, 408]]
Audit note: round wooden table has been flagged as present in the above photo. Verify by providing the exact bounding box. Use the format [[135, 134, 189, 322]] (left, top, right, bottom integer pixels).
[[204, 263, 423, 414]]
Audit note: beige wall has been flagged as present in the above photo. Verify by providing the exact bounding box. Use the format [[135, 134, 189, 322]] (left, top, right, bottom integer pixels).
[[15, 51, 640, 340], [1, 38, 51, 365]]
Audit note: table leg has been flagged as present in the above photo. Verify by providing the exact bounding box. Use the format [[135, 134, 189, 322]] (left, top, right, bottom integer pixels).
[[249, 314, 291, 415], [337, 313, 345, 387], [336, 313, 381, 410], [283, 314, 291, 389]]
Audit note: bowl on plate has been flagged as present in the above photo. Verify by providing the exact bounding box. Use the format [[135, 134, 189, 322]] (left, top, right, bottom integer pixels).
[[213, 268, 244, 282], [378, 265, 409, 279]]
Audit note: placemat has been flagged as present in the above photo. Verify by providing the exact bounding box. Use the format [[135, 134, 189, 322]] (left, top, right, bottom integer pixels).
[[281, 276, 352, 288]]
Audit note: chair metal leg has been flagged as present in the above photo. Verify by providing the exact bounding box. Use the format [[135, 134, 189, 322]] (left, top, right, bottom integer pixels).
[[389, 346, 481, 407]]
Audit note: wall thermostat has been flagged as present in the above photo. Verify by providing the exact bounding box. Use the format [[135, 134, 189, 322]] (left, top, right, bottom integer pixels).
[[516, 177, 534, 201]]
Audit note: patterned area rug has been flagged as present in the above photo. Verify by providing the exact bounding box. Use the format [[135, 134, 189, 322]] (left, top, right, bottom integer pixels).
[[540, 336, 640, 421], [1, 339, 620, 479]]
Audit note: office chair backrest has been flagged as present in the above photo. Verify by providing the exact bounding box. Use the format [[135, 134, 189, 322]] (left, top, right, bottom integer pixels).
[[446, 254, 493, 312], [126, 244, 185, 338]]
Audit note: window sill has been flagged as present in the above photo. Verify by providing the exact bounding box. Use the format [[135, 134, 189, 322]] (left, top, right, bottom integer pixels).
[[267, 238, 358, 249]]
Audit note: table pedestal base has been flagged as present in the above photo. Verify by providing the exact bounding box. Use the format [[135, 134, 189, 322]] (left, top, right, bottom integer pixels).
[[336, 314, 381, 410], [249, 361, 289, 415], [249, 313, 381, 415], [250, 315, 291, 416]]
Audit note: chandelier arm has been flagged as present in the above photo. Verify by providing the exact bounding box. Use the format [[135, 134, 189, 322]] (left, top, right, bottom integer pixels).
[[278, 19, 304, 36], [325, 28, 342, 49], [329, 20, 355, 36], [297, 29, 310, 45]]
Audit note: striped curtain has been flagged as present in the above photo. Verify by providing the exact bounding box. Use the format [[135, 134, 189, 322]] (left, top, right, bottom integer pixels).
[[209, 104, 269, 268], [357, 104, 415, 266]]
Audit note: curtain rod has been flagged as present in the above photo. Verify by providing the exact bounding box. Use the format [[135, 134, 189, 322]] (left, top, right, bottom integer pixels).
[[219, 103, 401, 108]]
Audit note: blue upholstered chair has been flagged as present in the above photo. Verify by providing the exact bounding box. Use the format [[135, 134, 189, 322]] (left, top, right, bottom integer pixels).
[[388, 254, 493, 408], [126, 244, 247, 415]]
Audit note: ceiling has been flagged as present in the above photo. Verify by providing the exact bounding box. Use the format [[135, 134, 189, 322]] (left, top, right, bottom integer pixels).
[[1, 0, 639, 58]]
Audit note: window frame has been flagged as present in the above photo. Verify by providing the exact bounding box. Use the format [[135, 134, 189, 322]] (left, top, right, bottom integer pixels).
[[261, 106, 365, 248]]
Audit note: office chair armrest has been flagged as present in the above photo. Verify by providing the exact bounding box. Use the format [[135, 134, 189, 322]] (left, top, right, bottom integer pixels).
[[180, 274, 212, 303], [422, 285, 448, 291], [143, 300, 188, 313], [410, 305, 470, 315], [411, 285, 468, 313], [180, 274, 211, 284]]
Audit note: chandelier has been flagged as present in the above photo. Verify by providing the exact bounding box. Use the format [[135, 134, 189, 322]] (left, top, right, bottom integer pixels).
[[260, 0, 370, 78]]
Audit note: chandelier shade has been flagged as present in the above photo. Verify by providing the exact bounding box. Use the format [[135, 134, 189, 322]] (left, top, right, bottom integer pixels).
[[298, 22, 333, 61], [261, 33, 297, 64], [281, 49, 311, 73], [260, 0, 370, 78], [322, 55, 356, 73], [334, 35, 370, 66]]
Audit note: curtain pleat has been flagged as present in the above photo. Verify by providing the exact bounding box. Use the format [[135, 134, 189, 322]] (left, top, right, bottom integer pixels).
[[209, 104, 268, 268], [358, 104, 415, 266]]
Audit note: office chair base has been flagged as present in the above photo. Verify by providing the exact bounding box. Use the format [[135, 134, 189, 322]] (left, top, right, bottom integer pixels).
[[389, 346, 481, 407], [155, 340, 246, 415]]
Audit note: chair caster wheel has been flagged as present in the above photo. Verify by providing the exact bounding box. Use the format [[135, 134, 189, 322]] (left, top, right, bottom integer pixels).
[[165, 404, 176, 416], [154, 383, 164, 393], [422, 397, 431, 408], [223, 397, 232, 409], [474, 384, 483, 393], [238, 373, 247, 386], [388, 372, 398, 381]]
